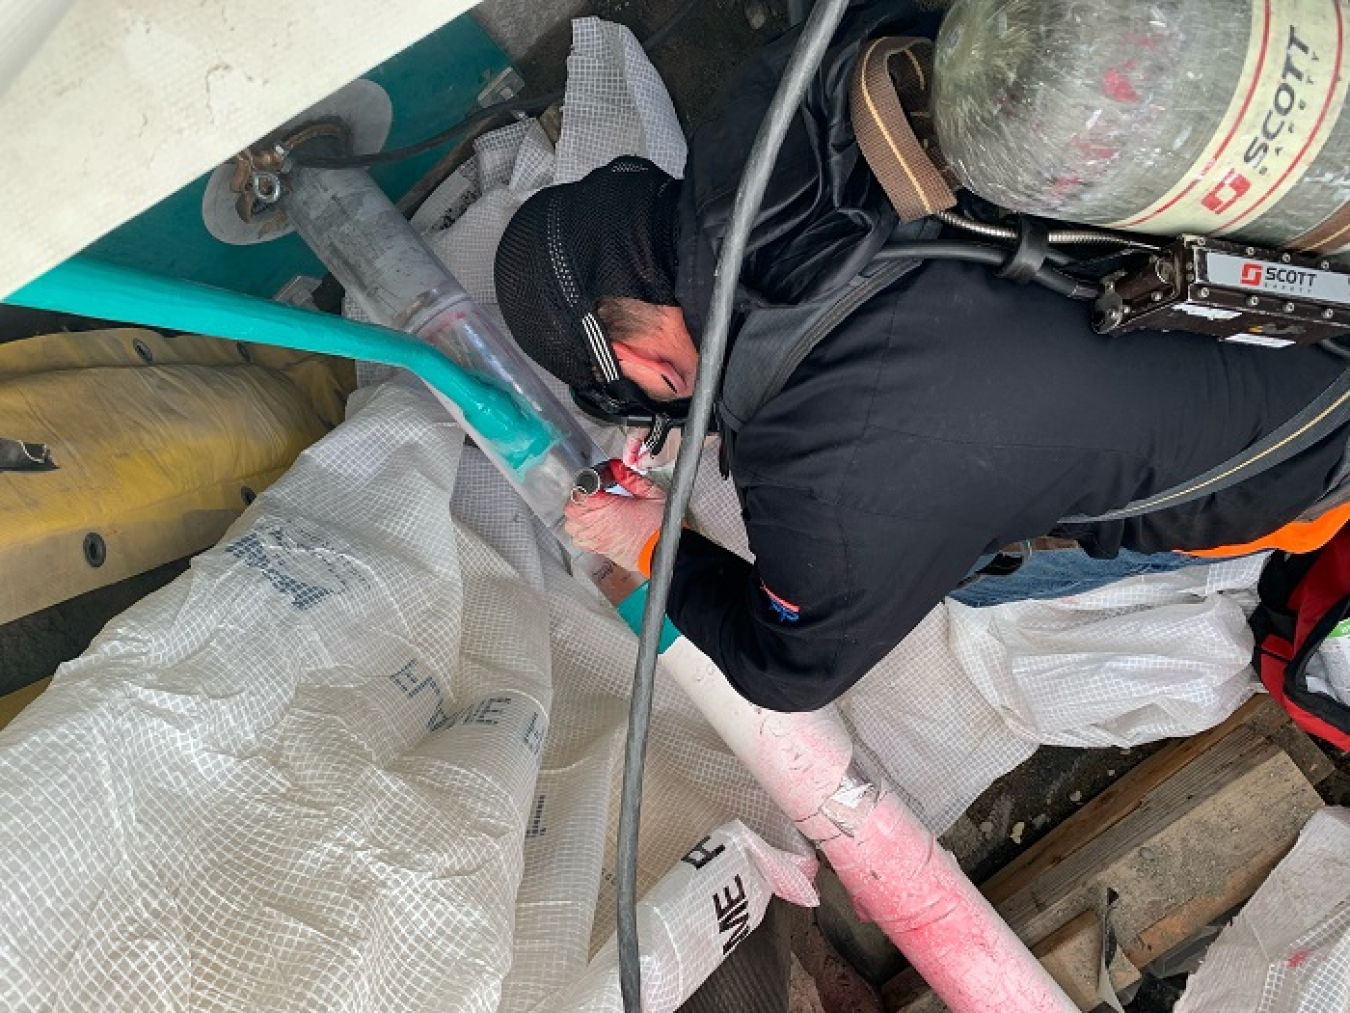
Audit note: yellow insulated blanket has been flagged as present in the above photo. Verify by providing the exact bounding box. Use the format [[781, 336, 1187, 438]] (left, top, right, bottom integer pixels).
[[0, 328, 353, 624]]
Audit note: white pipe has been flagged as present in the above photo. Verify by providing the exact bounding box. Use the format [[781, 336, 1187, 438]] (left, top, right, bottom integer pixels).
[[659, 636, 1077, 1013]]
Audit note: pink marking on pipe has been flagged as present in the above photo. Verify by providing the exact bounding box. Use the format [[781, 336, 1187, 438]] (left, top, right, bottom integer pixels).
[[824, 791, 1071, 1012], [658, 639, 1076, 1013]]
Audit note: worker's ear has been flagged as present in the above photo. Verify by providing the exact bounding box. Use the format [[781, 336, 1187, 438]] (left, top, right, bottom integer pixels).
[[611, 342, 693, 399]]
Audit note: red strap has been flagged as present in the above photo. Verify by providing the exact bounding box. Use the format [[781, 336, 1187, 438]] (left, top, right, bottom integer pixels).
[[1258, 651, 1350, 750]]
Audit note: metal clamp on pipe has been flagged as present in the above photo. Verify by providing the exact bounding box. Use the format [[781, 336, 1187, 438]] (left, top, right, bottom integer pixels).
[[995, 216, 1052, 285]]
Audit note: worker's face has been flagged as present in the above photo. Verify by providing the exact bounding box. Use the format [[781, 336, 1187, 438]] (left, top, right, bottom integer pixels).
[[610, 305, 699, 401]]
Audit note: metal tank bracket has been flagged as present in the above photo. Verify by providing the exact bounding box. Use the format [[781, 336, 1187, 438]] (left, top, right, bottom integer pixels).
[[1094, 235, 1350, 346]]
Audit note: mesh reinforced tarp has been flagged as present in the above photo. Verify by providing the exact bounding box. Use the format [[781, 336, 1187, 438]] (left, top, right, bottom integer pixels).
[[0, 377, 1264, 1012], [1177, 807, 1350, 1013]]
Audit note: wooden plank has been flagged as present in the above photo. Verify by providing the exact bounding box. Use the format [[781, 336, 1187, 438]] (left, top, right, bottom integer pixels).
[[981, 696, 1323, 908], [1246, 698, 1336, 786], [0, 678, 49, 731], [884, 699, 1328, 1012], [995, 734, 1322, 967], [883, 910, 1140, 1013], [1108, 746, 1320, 967], [1035, 910, 1141, 1012]]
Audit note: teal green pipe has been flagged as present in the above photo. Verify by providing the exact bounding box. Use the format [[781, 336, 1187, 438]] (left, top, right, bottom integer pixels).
[[5, 257, 555, 469], [616, 584, 681, 653]]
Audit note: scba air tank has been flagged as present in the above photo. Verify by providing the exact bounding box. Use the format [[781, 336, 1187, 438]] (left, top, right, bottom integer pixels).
[[932, 0, 1350, 259]]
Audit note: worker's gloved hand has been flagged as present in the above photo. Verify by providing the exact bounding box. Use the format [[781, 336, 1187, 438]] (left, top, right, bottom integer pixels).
[[565, 462, 666, 573]]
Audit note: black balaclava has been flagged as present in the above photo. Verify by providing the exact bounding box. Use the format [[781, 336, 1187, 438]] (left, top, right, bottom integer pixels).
[[494, 156, 682, 395]]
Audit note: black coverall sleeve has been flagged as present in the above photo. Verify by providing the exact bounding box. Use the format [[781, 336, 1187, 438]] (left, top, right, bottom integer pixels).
[[665, 483, 952, 712]]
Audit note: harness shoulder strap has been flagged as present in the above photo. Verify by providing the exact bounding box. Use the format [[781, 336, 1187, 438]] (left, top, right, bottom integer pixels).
[[849, 36, 957, 223], [717, 256, 922, 466], [1062, 365, 1350, 524]]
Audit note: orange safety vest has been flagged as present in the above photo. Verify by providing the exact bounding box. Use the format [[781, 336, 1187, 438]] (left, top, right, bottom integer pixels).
[[1186, 500, 1350, 558]]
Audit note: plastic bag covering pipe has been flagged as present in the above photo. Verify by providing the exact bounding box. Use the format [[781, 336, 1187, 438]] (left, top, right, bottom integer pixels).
[[617, 586, 1077, 1013], [278, 163, 607, 538]]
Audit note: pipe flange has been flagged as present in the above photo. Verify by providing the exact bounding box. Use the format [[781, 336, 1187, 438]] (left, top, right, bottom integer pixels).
[[201, 79, 393, 245]]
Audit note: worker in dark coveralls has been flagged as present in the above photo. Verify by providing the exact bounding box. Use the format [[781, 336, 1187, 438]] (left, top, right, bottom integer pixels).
[[493, 0, 1350, 712]]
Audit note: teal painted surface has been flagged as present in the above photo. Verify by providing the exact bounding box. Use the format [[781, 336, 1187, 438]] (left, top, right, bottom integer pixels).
[[5, 258, 554, 470], [617, 585, 682, 654], [83, 16, 510, 298]]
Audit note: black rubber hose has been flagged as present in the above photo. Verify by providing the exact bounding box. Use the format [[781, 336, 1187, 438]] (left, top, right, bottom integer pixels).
[[614, 1, 851, 1011], [874, 241, 1101, 300], [293, 0, 710, 171], [292, 92, 561, 169], [933, 208, 1162, 251]]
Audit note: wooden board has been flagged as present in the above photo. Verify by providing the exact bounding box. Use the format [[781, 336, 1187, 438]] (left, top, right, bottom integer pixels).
[[1036, 910, 1141, 1011], [982, 697, 1328, 910], [998, 732, 1321, 968], [1245, 697, 1336, 786], [882, 699, 1327, 1012], [884, 909, 1141, 1013]]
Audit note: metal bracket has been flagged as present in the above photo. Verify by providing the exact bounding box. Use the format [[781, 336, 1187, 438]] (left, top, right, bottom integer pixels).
[[0, 439, 56, 472], [229, 119, 353, 226]]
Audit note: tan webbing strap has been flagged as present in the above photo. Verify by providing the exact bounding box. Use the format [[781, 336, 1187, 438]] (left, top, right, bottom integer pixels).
[[1289, 202, 1350, 259], [850, 36, 957, 222]]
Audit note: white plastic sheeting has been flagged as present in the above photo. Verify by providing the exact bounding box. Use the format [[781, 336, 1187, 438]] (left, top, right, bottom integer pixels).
[[947, 562, 1265, 750], [0, 382, 809, 1013], [0, 377, 1264, 1012], [553, 821, 817, 1013], [0, 385, 550, 1013], [1177, 807, 1350, 1013]]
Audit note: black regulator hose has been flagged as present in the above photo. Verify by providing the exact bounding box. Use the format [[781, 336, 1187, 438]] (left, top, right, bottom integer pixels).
[[875, 242, 1101, 300], [614, 1, 852, 1010]]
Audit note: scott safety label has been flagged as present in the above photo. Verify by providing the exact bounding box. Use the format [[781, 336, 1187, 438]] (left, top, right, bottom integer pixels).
[[1206, 251, 1350, 305], [1111, 0, 1349, 238]]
